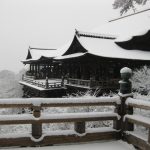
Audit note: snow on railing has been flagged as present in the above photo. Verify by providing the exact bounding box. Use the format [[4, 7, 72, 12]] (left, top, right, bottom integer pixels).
[[0, 96, 121, 147], [0, 96, 121, 107], [126, 97, 150, 110]]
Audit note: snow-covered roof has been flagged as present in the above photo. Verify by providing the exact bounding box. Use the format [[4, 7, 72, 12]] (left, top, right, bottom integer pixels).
[[55, 33, 150, 61], [55, 10, 150, 61], [23, 9, 150, 62], [27, 47, 57, 60], [78, 35, 150, 60], [92, 9, 150, 40], [22, 47, 64, 63]]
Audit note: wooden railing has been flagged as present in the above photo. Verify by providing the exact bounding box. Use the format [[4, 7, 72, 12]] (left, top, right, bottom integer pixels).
[[22, 75, 63, 89], [67, 78, 90, 87], [66, 78, 119, 89], [0, 97, 120, 147], [124, 97, 150, 150], [2, 67, 150, 149]]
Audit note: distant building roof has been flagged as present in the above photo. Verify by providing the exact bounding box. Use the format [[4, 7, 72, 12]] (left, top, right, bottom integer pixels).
[[22, 47, 58, 63]]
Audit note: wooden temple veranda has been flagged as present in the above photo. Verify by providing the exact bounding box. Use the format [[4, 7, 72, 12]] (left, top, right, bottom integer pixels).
[[20, 9, 150, 98]]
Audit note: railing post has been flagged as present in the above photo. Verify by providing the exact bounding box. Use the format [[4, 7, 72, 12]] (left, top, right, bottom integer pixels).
[[32, 106, 42, 139], [113, 104, 121, 139], [118, 67, 133, 139], [74, 122, 85, 134]]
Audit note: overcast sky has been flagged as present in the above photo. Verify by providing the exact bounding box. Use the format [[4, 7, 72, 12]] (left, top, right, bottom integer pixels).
[[0, 0, 148, 73]]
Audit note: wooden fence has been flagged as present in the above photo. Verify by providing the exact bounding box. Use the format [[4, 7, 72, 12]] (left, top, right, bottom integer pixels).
[[0, 67, 150, 149]]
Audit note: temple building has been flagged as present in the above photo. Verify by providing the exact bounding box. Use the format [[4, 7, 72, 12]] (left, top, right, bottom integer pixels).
[[20, 9, 150, 97]]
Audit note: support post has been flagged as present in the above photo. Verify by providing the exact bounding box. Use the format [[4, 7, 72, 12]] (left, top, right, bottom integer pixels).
[[30, 64, 31, 72], [74, 122, 85, 134], [118, 67, 133, 139], [32, 106, 42, 139], [45, 77, 49, 89], [61, 75, 64, 86], [89, 77, 93, 88]]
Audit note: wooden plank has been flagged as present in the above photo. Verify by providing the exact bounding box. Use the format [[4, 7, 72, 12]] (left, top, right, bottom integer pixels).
[[126, 115, 150, 128], [41, 102, 117, 107], [0, 115, 118, 125], [125, 133, 150, 150], [0, 104, 32, 108], [0, 131, 118, 147]]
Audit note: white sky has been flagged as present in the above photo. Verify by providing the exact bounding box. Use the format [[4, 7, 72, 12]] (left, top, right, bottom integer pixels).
[[0, 0, 148, 73]]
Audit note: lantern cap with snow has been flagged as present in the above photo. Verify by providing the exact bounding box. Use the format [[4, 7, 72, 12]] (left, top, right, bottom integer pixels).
[[120, 67, 132, 81]]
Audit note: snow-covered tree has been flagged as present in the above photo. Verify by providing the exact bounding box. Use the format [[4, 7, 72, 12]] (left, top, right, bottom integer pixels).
[[132, 66, 150, 94], [113, 0, 149, 15]]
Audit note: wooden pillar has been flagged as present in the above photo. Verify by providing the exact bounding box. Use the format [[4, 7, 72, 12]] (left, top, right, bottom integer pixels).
[[35, 64, 37, 77], [45, 77, 49, 89], [32, 106, 42, 139], [32, 64, 35, 75], [30, 64, 31, 72]]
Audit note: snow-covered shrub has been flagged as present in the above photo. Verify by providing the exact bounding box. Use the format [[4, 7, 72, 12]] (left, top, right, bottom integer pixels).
[[132, 66, 150, 94]]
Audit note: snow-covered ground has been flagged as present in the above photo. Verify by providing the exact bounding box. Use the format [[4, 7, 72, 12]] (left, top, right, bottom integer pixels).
[[0, 141, 135, 150]]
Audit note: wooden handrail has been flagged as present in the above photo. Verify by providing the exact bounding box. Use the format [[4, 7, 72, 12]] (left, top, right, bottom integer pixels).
[[0, 96, 120, 147]]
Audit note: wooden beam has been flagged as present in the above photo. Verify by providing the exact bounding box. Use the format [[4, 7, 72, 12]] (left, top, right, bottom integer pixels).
[[0, 131, 118, 147]]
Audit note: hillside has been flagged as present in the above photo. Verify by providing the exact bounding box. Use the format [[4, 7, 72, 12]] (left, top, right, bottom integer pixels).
[[0, 70, 23, 98]]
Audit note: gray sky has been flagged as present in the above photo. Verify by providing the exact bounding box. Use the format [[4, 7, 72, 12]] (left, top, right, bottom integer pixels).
[[0, 0, 133, 72]]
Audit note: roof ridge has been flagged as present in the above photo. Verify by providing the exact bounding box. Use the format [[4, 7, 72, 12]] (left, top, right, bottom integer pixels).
[[75, 30, 117, 40], [29, 47, 56, 50], [109, 8, 150, 22]]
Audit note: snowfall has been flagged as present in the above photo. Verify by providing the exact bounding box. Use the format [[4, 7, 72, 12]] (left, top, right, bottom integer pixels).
[[0, 140, 135, 150]]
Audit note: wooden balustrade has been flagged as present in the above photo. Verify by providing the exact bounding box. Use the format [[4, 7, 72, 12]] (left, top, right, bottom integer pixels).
[[124, 97, 150, 150], [0, 97, 120, 147], [22, 76, 62, 89]]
